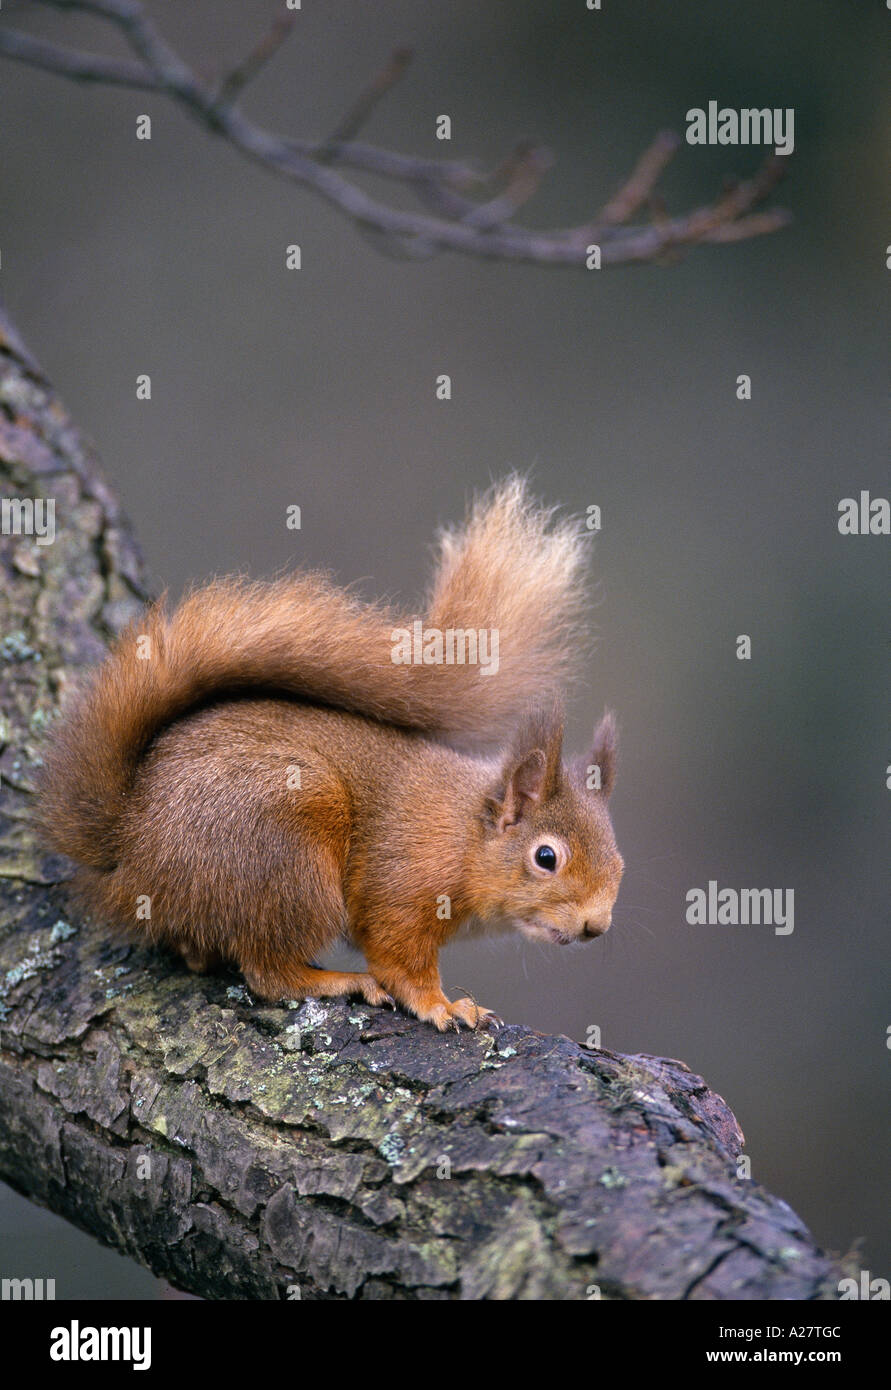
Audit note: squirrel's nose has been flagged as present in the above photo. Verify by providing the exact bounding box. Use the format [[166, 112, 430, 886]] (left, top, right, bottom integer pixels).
[[582, 914, 611, 939]]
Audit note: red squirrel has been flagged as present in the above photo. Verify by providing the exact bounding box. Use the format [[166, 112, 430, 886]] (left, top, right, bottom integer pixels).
[[38, 479, 624, 1030]]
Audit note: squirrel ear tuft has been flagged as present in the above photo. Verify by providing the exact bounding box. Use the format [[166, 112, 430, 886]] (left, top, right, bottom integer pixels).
[[587, 709, 618, 797], [488, 748, 547, 832], [487, 700, 565, 831]]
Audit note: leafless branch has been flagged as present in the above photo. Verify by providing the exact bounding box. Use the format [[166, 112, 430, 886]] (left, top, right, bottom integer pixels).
[[317, 45, 414, 164], [597, 130, 681, 224], [213, 11, 296, 111], [0, 0, 792, 267]]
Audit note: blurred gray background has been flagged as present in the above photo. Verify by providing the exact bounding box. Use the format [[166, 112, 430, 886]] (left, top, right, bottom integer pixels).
[[1, 0, 888, 1296]]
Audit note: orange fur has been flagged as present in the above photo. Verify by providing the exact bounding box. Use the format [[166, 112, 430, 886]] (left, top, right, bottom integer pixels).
[[37, 479, 624, 1029]]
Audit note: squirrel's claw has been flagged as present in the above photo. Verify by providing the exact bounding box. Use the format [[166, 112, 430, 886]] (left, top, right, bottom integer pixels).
[[449, 997, 503, 1031], [412, 995, 504, 1032]]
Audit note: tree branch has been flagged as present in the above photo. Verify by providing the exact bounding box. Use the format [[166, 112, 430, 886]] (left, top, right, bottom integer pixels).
[[0, 0, 791, 267], [316, 45, 414, 164], [213, 11, 297, 112], [0, 305, 848, 1299]]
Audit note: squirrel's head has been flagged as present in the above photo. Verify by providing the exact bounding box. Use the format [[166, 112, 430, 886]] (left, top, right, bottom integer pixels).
[[477, 702, 623, 945]]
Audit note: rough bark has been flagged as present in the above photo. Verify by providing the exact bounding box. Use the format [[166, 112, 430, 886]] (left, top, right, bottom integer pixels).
[[0, 307, 848, 1300]]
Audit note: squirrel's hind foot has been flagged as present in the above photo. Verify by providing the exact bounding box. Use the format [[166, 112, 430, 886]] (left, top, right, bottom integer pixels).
[[242, 963, 395, 1010]]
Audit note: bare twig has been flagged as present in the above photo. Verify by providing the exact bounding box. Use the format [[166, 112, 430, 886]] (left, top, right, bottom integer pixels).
[[0, 0, 792, 268], [598, 130, 681, 224], [458, 141, 555, 230], [213, 12, 296, 111], [0, 24, 152, 86], [317, 45, 414, 164]]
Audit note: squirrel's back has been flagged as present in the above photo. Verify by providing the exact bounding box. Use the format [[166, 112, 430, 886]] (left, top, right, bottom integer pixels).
[[38, 477, 591, 872]]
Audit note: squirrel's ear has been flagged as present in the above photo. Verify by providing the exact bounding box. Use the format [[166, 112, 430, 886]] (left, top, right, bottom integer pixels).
[[486, 701, 564, 832], [584, 709, 618, 797], [487, 748, 547, 832]]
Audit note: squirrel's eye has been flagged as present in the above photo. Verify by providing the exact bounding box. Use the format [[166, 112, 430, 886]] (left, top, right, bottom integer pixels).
[[534, 844, 558, 872]]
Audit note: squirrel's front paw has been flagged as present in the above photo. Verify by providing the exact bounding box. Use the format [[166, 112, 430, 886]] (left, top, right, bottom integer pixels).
[[424, 997, 503, 1032]]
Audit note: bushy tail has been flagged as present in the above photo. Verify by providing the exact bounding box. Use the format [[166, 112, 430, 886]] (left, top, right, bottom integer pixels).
[[38, 477, 591, 868], [426, 476, 590, 713]]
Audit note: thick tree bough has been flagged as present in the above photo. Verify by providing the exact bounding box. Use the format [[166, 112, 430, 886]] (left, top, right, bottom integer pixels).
[[0, 308, 849, 1300]]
